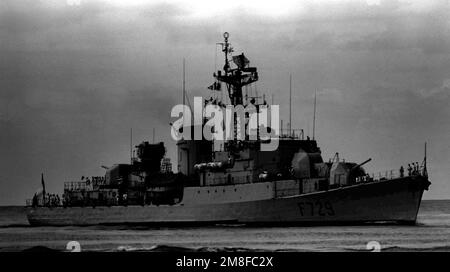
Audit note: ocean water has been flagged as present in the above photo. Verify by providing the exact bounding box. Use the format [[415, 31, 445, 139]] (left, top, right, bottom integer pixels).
[[0, 200, 449, 252]]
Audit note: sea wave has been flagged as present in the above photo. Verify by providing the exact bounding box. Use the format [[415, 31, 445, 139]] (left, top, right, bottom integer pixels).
[[113, 245, 290, 252], [25, 244, 450, 252], [0, 224, 31, 228], [381, 245, 450, 252]]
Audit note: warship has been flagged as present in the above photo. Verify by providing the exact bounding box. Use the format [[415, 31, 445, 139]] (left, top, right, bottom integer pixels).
[[26, 33, 431, 226]]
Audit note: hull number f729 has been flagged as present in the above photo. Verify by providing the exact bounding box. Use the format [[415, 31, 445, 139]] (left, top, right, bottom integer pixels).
[[297, 201, 335, 216]]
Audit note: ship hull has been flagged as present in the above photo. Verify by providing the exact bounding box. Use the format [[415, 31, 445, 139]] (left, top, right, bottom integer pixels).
[[27, 176, 430, 226]]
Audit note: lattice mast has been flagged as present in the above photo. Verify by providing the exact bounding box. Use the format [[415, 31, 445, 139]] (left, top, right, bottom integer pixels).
[[214, 32, 259, 106]]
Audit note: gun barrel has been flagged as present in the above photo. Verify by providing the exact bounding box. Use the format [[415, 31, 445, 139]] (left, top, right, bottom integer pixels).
[[352, 158, 372, 170]]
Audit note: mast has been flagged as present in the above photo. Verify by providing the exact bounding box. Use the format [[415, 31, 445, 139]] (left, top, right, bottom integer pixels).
[[183, 58, 186, 105], [289, 74, 292, 136], [214, 32, 258, 106], [182, 58, 186, 122], [423, 142, 428, 177], [313, 91, 317, 140], [41, 173, 46, 204], [130, 128, 133, 164], [153, 128, 155, 144]]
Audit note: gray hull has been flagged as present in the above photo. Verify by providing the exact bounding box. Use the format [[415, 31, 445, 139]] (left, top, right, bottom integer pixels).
[[27, 176, 430, 226]]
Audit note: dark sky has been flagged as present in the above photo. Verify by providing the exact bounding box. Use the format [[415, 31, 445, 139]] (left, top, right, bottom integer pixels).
[[1, 0, 450, 205]]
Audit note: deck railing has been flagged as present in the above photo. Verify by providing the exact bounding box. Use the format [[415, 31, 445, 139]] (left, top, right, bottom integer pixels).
[[367, 165, 425, 182]]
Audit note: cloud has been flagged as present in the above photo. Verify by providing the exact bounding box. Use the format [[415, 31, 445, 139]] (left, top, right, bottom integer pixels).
[[417, 78, 450, 98], [2, 0, 450, 203], [317, 88, 345, 103]]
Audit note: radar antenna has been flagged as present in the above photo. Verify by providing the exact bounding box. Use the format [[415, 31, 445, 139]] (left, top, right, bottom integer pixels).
[[213, 32, 259, 106]]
